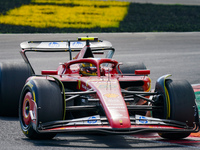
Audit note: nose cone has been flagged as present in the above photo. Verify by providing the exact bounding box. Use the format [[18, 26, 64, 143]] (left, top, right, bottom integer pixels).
[[86, 78, 131, 129], [95, 80, 131, 129]]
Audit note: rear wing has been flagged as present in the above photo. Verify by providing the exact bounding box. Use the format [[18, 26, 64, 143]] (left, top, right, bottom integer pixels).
[[20, 40, 113, 51], [20, 37, 115, 75]]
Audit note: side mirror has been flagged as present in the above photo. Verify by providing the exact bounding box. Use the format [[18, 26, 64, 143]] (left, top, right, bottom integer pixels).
[[135, 70, 150, 75], [117, 62, 123, 74]]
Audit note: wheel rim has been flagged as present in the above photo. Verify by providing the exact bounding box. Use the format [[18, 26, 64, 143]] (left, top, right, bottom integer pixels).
[[22, 92, 32, 127]]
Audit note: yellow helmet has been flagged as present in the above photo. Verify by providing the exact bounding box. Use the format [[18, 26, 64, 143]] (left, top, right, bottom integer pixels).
[[80, 63, 97, 76]]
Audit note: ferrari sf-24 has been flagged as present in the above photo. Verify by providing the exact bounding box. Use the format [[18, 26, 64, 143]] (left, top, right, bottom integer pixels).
[[0, 37, 198, 140]]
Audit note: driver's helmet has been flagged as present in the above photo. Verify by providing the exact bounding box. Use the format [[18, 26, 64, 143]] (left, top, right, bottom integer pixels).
[[80, 63, 98, 76]]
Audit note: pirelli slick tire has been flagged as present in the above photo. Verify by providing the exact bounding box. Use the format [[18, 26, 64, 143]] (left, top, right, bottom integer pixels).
[[158, 79, 197, 139], [0, 62, 32, 116], [118, 62, 146, 74], [19, 79, 63, 140]]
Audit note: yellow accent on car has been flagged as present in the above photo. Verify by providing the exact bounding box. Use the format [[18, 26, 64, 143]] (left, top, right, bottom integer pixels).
[[27, 83, 36, 102], [164, 74, 172, 119], [104, 93, 119, 98], [78, 80, 81, 89], [145, 77, 151, 92], [78, 37, 98, 41], [165, 86, 170, 119], [32, 91, 36, 102]]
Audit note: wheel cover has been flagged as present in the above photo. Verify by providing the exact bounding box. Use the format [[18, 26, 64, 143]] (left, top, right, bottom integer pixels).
[[22, 92, 32, 127]]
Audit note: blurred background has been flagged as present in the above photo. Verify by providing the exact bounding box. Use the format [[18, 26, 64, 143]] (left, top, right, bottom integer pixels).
[[0, 0, 200, 33]]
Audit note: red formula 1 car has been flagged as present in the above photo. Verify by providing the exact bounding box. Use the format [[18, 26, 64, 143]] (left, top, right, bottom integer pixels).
[[0, 37, 199, 140]]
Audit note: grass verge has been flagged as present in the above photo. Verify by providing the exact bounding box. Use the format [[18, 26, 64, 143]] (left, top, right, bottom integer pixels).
[[0, 1, 200, 33]]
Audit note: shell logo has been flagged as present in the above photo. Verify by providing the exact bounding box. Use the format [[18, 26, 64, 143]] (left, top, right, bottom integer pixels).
[[48, 42, 60, 48], [104, 93, 119, 98]]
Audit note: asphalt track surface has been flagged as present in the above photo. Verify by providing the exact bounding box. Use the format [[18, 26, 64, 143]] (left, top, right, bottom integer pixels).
[[1, 33, 200, 150]]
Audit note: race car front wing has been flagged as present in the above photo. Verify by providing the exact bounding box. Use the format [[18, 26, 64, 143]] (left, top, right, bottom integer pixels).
[[36, 115, 199, 135]]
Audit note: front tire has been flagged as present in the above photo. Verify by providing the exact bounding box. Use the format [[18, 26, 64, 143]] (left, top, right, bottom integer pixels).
[[156, 79, 197, 139], [19, 79, 64, 139]]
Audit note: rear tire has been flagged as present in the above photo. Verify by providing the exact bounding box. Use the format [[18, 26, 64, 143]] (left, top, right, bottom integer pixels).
[[0, 62, 32, 116], [118, 62, 146, 74], [156, 79, 196, 139], [19, 79, 63, 139]]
